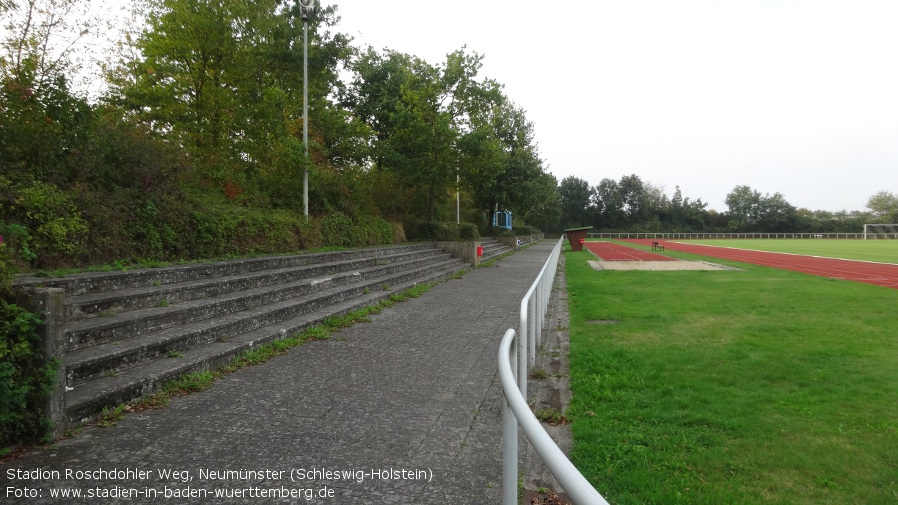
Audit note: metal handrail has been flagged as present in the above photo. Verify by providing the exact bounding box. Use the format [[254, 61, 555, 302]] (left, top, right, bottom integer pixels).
[[515, 237, 561, 397], [500, 236, 609, 504], [499, 329, 609, 505]]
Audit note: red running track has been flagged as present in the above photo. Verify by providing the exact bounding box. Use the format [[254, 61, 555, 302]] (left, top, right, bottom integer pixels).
[[621, 239, 898, 289], [584, 241, 675, 261]]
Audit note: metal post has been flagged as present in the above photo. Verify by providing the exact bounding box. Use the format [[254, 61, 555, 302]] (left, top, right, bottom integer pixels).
[[529, 295, 536, 366], [502, 330, 518, 505], [300, 0, 316, 216], [302, 17, 309, 216], [537, 274, 545, 348], [518, 302, 528, 397]]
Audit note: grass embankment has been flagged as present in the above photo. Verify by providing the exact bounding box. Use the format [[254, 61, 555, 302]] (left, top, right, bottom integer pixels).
[[565, 249, 898, 504], [679, 239, 898, 264]]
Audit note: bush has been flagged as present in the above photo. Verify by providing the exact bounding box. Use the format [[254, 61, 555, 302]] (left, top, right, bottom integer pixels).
[[187, 206, 310, 258], [0, 300, 57, 446], [512, 226, 539, 236], [405, 221, 480, 241], [0, 223, 31, 284], [391, 222, 407, 244], [355, 215, 394, 246], [1, 181, 88, 267], [131, 199, 178, 260], [320, 213, 395, 248], [319, 212, 357, 247]]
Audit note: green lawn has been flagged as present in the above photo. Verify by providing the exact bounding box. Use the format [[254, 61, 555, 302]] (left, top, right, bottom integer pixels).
[[678, 239, 898, 264], [565, 248, 898, 505]]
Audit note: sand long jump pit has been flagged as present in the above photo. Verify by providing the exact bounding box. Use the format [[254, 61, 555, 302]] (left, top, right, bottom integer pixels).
[[583, 241, 735, 271], [587, 260, 732, 271]]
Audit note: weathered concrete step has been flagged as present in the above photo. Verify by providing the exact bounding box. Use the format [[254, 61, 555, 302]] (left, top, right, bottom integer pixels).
[[15, 243, 436, 296], [65, 258, 465, 386], [65, 248, 446, 320], [480, 239, 513, 260], [65, 253, 455, 351], [65, 273, 354, 352], [64, 260, 467, 424]]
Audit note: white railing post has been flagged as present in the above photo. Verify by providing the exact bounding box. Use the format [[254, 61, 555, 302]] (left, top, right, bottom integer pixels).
[[536, 282, 543, 350], [518, 300, 528, 397], [499, 325, 609, 505], [524, 293, 539, 364], [502, 329, 519, 505]]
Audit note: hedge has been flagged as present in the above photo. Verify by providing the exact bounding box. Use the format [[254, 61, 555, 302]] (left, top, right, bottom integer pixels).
[[405, 221, 480, 242]]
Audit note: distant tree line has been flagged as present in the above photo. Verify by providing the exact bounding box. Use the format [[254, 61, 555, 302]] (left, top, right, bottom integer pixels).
[[558, 175, 897, 234]]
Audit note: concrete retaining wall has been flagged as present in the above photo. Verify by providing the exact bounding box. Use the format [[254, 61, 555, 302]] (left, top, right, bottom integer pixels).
[[20, 287, 68, 439], [436, 241, 481, 267]]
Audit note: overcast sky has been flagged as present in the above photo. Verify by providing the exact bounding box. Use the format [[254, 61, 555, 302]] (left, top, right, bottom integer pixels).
[[332, 0, 898, 213]]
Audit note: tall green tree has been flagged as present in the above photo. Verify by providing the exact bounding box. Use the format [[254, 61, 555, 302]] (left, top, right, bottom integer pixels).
[[757, 192, 796, 232], [866, 190, 898, 222], [345, 46, 512, 222], [0, 0, 101, 186], [110, 0, 353, 201], [725, 185, 762, 231], [558, 175, 591, 229], [668, 186, 707, 231], [341, 47, 411, 171], [468, 99, 545, 231], [519, 171, 560, 232], [114, 0, 274, 179], [639, 181, 668, 229], [1, 0, 99, 95], [619, 174, 646, 221], [384, 56, 457, 220], [592, 178, 624, 229]]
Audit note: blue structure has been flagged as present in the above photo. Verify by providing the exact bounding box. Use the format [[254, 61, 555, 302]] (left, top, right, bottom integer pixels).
[[493, 210, 512, 230]]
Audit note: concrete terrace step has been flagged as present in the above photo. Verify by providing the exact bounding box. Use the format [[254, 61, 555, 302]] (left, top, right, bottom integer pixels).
[[64, 251, 451, 350], [64, 248, 446, 321], [64, 259, 467, 424], [16, 244, 437, 297], [64, 256, 464, 386], [480, 237, 513, 260], [12, 240, 536, 426]]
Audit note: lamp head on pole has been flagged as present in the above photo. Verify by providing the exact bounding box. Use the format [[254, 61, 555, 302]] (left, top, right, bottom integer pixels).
[[299, 0, 317, 20]]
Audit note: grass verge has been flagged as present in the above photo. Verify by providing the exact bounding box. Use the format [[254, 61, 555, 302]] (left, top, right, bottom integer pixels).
[[565, 250, 898, 505]]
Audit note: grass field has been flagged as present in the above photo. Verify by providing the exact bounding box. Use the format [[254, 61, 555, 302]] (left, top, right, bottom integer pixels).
[[565, 247, 898, 505], [678, 239, 898, 264]]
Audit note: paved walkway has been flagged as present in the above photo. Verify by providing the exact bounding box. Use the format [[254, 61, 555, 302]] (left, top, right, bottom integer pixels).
[[3, 242, 558, 504]]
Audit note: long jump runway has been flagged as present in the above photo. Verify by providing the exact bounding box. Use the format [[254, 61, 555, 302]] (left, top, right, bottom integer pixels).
[[584, 241, 675, 261], [622, 239, 898, 290]]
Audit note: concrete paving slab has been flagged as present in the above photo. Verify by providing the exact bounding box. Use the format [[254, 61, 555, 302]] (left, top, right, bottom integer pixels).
[[2, 242, 560, 504]]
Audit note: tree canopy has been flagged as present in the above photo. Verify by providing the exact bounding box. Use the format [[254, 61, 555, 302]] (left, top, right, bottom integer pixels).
[[866, 191, 898, 222]]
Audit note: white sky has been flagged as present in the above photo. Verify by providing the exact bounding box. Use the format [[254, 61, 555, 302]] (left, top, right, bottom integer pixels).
[[332, 0, 898, 213]]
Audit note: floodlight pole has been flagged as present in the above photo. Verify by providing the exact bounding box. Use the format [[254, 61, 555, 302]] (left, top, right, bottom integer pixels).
[[457, 172, 460, 224], [300, 0, 317, 216]]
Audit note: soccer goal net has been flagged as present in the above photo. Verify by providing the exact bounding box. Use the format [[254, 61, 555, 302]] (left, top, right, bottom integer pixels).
[[863, 224, 898, 239]]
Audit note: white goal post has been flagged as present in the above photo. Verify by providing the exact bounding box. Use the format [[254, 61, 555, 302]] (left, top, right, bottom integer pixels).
[[863, 224, 898, 239]]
